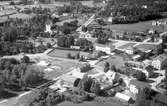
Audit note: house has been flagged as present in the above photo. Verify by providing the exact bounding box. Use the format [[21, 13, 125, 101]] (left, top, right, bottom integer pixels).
[[129, 79, 150, 95], [148, 29, 156, 34], [108, 17, 113, 23], [94, 43, 115, 54], [132, 55, 141, 61], [151, 54, 167, 70], [70, 45, 80, 50], [115, 92, 133, 103], [112, 30, 125, 39], [79, 32, 92, 39], [125, 46, 134, 54], [143, 59, 152, 67], [45, 19, 52, 34]]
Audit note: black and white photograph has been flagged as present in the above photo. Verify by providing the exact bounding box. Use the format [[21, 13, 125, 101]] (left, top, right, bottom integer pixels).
[[0, 0, 167, 106]]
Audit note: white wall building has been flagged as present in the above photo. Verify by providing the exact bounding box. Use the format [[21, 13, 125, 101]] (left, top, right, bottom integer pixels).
[[45, 20, 52, 34], [125, 46, 134, 54], [95, 46, 111, 54], [79, 32, 92, 39], [151, 54, 167, 70]]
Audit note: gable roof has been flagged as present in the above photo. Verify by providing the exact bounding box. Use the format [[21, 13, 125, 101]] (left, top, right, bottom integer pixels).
[[130, 79, 150, 88], [153, 53, 167, 62], [155, 94, 167, 105]]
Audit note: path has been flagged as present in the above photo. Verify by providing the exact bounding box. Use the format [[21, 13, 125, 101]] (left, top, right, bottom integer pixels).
[[76, 14, 95, 32]]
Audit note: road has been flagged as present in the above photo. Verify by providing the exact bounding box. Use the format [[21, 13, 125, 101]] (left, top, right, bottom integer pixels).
[[76, 14, 95, 32]]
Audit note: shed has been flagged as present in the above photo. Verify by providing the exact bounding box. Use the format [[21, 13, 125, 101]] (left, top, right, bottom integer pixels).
[[115, 92, 133, 103]]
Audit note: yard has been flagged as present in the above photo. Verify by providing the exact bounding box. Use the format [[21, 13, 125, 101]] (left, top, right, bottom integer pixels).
[[103, 20, 164, 32], [48, 48, 81, 58], [97, 55, 126, 69], [44, 58, 80, 79]]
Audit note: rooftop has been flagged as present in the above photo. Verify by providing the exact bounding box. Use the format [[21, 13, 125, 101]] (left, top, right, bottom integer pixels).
[[155, 94, 167, 105], [153, 53, 167, 62], [130, 79, 150, 88], [135, 44, 156, 52]]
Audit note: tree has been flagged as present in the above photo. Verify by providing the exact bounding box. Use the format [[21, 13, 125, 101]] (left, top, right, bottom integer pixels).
[[67, 53, 72, 58], [21, 55, 30, 63], [94, 29, 109, 44], [104, 62, 110, 73], [57, 36, 74, 48], [80, 63, 91, 73], [135, 87, 153, 106], [110, 65, 116, 72], [0, 75, 4, 96], [134, 71, 147, 81], [46, 43, 52, 48], [78, 74, 93, 92], [90, 80, 101, 95], [21, 65, 43, 87], [81, 25, 87, 32]]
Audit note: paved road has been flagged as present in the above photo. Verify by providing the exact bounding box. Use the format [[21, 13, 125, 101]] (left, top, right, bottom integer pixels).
[[76, 14, 95, 32]]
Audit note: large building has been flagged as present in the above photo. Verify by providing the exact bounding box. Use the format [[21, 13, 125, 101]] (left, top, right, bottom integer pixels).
[[151, 54, 167, 70], [94, 43, 115, 54]]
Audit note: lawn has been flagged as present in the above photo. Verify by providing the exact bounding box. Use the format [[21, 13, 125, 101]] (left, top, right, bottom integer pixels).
[[135, 44, 156, 51], [41, 57, 80, 80], [97, 55, 125, 69], [103, 20, 164, 32], [48, 48, 80, 58]]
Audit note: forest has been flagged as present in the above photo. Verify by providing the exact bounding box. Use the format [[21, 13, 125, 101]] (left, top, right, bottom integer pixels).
[[98, 0, 167, 24]]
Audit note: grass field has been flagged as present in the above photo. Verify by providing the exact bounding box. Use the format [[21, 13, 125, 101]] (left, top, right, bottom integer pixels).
[[103, 20, 164, 32], [44, 58, 79, 79], [97, 55, 125, 69], [48, 48, 80, 58]]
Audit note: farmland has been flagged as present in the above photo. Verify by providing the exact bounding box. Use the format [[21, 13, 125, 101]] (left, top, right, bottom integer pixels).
[[103, 20, 165, 32]]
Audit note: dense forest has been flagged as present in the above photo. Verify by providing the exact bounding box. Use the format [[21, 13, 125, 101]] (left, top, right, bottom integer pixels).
[[98, 0, 167, 24]]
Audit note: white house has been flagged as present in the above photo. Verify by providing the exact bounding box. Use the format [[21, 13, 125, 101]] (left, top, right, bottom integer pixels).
[[94, 43, 115, 54], [148, 29, 156, 34], [45, 20, 52, 34], [152, 54, 167, 70], [125, 46, 134, 55], [79, 32, 92, 39], [108, 17, 113, 23], [115, 92, 133, 102], [129, 79, 150, 95]]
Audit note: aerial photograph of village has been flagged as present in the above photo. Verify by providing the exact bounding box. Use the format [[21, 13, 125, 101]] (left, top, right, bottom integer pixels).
[[1, 0, 167, 106]]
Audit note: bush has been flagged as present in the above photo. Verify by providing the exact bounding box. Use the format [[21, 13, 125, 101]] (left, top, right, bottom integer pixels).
[[21, 55, 30, 63], [80, 63, 91, 73], [133, 71, 147, 81]]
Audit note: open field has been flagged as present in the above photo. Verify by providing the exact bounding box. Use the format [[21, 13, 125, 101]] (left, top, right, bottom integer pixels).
[[44, 58, 80, 79], [97, 55, 125, 69], [104, 20, 165, 32], [48, 48, 80, 58]]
